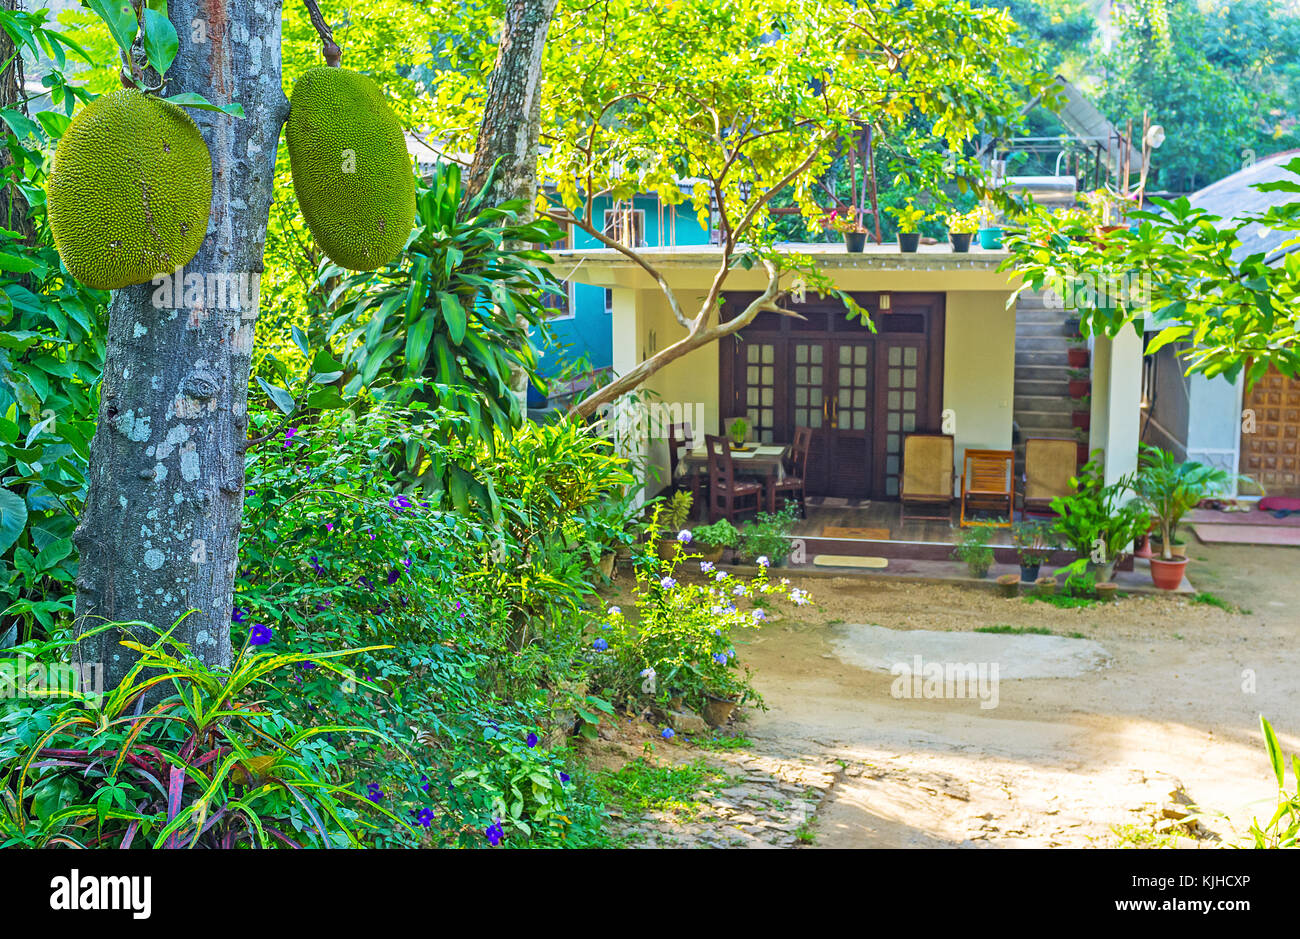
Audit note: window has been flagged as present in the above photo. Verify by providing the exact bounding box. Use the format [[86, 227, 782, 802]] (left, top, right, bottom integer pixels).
[[541, 222, 575, 320], [602, 207, 646, 247]]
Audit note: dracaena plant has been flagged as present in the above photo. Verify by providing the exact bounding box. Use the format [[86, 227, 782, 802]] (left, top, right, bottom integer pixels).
[[320, 161, 565, 510], [1132, 444, 1241, 559], [0, 622, 409, 849]]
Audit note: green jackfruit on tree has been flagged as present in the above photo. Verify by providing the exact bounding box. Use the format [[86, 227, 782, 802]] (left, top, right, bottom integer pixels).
[[46, 88, 213, 291], [286, 67, 417, 271]]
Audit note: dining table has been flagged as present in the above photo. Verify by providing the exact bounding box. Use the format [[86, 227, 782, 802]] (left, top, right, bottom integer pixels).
[[680, 442, 790, 514]]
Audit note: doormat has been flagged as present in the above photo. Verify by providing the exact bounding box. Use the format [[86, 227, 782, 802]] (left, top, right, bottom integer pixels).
[[812, 555, 889, 569], [822, 526, 890, 540], [1191, 524, 1300, 547]]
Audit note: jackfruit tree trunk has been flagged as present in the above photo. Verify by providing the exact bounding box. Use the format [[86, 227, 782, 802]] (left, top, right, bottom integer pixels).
[[0, 0, 32, 243], [464, 0, 557, 216], [73, 0, 289, 686]]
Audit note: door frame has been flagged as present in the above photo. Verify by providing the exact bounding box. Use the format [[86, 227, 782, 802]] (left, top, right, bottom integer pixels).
[[719, 291, 946, 501]]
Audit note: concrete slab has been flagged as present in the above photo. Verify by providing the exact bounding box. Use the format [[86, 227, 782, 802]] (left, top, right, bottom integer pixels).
[[829, 623, 1112, 680]]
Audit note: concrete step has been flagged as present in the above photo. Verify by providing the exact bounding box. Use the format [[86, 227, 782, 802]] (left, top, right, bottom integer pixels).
[[1015, 321, 1073, 337], [1016, 335, 1073, 352], [1014, 378, 1071, 396], [1015, 363, 1073, 380], [1015, 410, 1078, 432], [1014, 394, 1075, 413], [1014, 350, 1070, 367]]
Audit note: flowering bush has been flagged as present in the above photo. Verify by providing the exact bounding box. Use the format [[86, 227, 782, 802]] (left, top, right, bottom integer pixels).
[[588, 537, 810, 714]]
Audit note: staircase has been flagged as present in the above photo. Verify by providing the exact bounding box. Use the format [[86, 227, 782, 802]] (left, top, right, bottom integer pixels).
[[1012, 290, 1076, 478]]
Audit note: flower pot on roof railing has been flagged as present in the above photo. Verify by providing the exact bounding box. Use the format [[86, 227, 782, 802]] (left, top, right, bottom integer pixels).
[[898, 231, 920, 252], [978, 226, 1003, 249], [948, 231, 972, 252], [844, 231, 867, 253]]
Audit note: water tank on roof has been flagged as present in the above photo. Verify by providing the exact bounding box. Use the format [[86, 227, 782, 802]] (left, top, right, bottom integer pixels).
[[1004, 175, 1078, 207]]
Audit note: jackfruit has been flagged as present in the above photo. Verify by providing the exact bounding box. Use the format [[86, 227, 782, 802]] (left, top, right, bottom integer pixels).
[[47, 88, 212, 291], [286, 67, 416, 271]]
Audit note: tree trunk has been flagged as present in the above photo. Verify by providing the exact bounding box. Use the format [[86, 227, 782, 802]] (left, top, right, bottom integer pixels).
[[73, 0, 289, 685], [463, 0, 557, 215], [0, 0, 33, 243]]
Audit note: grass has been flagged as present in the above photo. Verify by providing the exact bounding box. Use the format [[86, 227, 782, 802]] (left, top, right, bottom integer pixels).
[[1109, 823, 1194, 849], [1023, 593, 1097, 610], [793, 821, 817, 844], [1191, 591, 1237, 613], [692, 733, 752, 752], [594, 757, 732, 817], [976, 624, 1089, 639]]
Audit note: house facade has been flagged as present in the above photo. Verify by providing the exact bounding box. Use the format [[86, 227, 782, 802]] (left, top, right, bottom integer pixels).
[[557, 242, 1145, 506], [1142, 149, 1300, 498]]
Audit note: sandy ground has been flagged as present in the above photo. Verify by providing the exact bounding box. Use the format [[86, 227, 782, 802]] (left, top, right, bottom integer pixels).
[[732, 542, 1300, 847]]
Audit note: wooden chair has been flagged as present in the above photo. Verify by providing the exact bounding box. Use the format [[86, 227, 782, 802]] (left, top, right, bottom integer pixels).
[[705, 434, 764, 523], [668, 422, 707, 512], [771, 426, 812, 518], [900, 433, 955, 522], [960, 448, 1015, 527], [1022, 437, 1077, 516]]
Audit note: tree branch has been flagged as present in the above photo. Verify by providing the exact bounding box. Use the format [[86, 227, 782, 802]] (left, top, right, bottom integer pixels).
[[302, 0, 341, 67]]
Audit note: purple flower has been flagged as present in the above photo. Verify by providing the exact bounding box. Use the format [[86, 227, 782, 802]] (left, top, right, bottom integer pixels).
[[388, 568, 401, 585], [486, 819, 504, 846], [593, 637, 609, 651], [559, 772, 570, 784], [752, 609, 766, 621], [298, 661, 317, 670], [232, 606, 249, 624], [310, 556, 324, 573], [661, 727, 675, 740], [676, 529, 692, 544], [283, 427, 297, 447], [388, 495, 413, 512], [660, 577, 677, 590], [415, 808, 434, 828], [249, 623, 272, 646], [325, 522, 334, 532], [526, 732, 539, 748], [365, 782, 384, 803], [607, 606, 621, 615], [756, 555, 770, 568], [420, 774, 431, 793], [713, 653, 727, 665], [700, 560, 715, 573]]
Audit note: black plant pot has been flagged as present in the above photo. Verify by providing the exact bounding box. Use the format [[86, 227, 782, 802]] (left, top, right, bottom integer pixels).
[[1019, 562, 1041, 582], [949, 232, 973, 252], [844, 231, 867, 253], [898, 232, 920, 253]]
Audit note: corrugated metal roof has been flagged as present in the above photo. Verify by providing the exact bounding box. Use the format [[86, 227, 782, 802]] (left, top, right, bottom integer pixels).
[[1186, 149, 1300, 264]]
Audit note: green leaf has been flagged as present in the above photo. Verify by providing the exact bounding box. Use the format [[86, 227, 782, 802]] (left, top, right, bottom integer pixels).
[[0, 109, 41, 143], [441, 293, 467, 345], [0, 489, 27, 556], [142, 8, 180, 79], [86, 0, 139, 57], [255, 377, 295, 416], [1262, 716, 1286, 789], [164, 93, 245, 118]]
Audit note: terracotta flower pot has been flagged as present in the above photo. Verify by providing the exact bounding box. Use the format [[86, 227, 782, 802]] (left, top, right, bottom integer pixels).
[[1149, 556, 1188, 591], [1035, 576, 1058, 596], [698, 543, 725, 563], [702, 694, 740, 728], [1096, 582, 1119, 602], [1067, 347, 1090, 367], [996, 574, 1021, 598], [598, 552, 616, 578], [1069, 379, 1091, 398]]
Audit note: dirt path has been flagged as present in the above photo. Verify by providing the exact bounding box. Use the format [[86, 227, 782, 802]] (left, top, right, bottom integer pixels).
[[733, 542, 1300, 848]]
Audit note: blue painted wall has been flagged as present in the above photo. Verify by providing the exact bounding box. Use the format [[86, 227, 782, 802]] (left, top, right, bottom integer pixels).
[[534, 194, 711, 382]]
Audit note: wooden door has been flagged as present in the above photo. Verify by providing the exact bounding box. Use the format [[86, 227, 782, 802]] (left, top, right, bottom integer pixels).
[[790, 339, 830, 494], [874, 338, 927, 499], [826, 341, 873, 498], [1240, 365, 1300, 497]]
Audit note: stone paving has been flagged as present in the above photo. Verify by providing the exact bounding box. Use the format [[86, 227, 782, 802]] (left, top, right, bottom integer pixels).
[[606, 747, 841, 848]]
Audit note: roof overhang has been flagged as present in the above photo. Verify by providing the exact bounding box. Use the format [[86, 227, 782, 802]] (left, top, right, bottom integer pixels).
[[549, 243, 1022, 293]]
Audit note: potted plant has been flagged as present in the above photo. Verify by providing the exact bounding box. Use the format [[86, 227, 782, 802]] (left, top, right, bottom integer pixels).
[[728, 416, 751, 450], [1067, 368, 1091, 399], [1066, 335, 1090, 368], [976, 203, 1003, 249], [822, 206, 869, 252], [737, 503, 800, 566], [1132, 445, 1240, 590], [996, 573, 1020, 597], [1072, 394, 1090, 430], [891, 201, 926, 252], [1074, 429, 1090, 465], [1034, 575, 1058, 596], [692, 518, 738, 564], [1011, 519, 1057, 581], [947, 209, 979, 252], [656, 491, 695, 560], [1049, 460, 1150, 583], [952, 523, 995, 578]]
